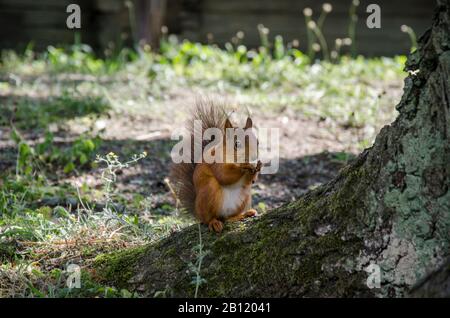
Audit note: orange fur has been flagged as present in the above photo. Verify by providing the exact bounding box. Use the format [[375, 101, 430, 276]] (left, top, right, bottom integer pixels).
[[171, 102, 261, 233], [193, 161, 260, 233]]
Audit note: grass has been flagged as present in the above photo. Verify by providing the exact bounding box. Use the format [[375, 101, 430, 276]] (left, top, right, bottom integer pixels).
[[0, 156, 186, 297], [0, 92, 109, 130], [0, 31, 407, 297]]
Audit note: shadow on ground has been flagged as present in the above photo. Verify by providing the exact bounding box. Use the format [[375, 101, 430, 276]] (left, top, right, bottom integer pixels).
[[0, 132, 354, 213]]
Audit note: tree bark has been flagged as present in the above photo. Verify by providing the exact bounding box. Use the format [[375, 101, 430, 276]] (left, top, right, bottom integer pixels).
[[94, 0, 450, 297], [409, 257, 450, 297], [134, 0, 167, 48]]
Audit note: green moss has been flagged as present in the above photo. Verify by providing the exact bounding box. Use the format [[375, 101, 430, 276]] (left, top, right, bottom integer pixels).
[[196, 186, 367, 297], [94, 245, 148, 288], [293, 164, 370, 237]]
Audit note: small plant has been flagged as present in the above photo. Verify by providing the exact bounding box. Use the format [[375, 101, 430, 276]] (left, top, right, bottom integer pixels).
[[331, 38, 352, 63], [95, 152, 147, 209], [257, 24, 270, 50], [257, 202, 267, 214], [348, 0, 360, 57], [308, 20, 330, 62], [94, 152, 172, 240], [11, 128, 101, 176], [188, 224, 210, 298], [273, 35, 285, 60], [302, 3, 333, 62], [401, 25, 418, 52], [61, 135, 101, 173], [303, 7, 315, 60], [318, 3, 333, 29]]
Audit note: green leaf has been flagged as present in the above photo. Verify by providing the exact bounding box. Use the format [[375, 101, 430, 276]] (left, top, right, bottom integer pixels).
[[79, 153, 88, 165], [63, 162, 75, 174], [83, 139, 96, 152]]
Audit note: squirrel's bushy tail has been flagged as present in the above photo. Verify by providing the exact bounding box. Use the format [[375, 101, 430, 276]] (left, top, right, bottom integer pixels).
[[169, 99, 228, 215]]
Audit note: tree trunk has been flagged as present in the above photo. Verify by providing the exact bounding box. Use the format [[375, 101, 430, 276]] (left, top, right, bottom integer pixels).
[[134, 0, 167, 48], [94, 0, 450, 297]]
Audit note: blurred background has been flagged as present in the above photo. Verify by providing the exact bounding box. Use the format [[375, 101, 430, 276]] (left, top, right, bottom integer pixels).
[[0, 0, 433, 56]]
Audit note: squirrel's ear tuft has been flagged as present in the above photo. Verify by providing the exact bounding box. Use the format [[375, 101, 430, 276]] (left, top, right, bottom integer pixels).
[[245, 117, 253, 129], [224, 118, 233, 129]]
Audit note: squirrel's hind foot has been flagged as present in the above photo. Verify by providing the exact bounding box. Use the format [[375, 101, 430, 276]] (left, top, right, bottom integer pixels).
[[226, 209, 258, 222], [244, 209, 257, 218], [208, 218, 224, 233]]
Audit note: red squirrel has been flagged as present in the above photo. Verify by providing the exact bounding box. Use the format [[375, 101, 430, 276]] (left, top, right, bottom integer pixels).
[[170, 101, 261, 233]]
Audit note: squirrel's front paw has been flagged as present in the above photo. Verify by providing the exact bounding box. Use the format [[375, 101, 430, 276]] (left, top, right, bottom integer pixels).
[[241, 163, 256, 174], [240, 163, 254, 170], [241, 162, 261, 174]]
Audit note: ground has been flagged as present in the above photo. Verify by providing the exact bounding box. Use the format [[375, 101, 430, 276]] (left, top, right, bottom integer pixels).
[[0, 41, 406, 297]]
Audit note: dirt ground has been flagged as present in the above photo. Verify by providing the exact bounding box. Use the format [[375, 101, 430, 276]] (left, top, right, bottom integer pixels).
[[0, 89, 375, 213]]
